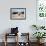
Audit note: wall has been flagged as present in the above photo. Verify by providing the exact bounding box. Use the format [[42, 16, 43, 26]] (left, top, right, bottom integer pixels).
[[0, 0, 36, 42]]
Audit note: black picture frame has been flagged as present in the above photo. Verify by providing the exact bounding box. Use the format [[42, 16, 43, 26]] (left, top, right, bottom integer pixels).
[[10, 8, 26, 20]]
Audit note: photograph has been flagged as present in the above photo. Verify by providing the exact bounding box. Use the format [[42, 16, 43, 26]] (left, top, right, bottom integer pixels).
[[10, 8, 26, 20]]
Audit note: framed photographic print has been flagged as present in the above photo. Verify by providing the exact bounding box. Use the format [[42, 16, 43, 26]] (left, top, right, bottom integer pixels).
[[10, 8, 26, 20]]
